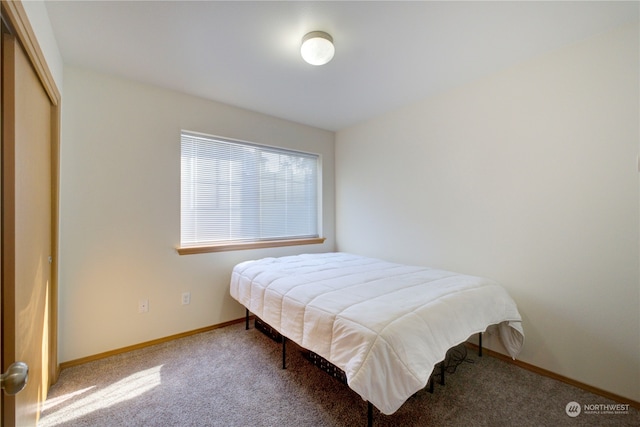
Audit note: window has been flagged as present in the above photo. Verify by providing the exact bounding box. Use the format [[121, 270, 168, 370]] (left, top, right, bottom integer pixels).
[[179, 132, 323, 253]]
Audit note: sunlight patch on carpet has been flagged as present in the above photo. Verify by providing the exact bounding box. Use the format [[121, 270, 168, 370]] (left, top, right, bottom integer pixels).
[[39, 365, 163, 426]]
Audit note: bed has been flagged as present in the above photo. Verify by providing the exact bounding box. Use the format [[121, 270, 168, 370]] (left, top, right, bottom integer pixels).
[[230, 252, 524, 417]]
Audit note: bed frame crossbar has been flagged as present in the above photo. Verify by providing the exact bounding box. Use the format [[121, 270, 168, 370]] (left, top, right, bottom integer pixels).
[[244, 308, 483, 426]]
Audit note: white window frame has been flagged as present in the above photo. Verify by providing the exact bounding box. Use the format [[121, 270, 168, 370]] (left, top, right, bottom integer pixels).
[[178, 131, 324, 254]]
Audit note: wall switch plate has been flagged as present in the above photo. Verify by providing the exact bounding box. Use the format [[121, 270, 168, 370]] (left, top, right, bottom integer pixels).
[[138, 299, 149, 313], [182, 292, 191, 305]]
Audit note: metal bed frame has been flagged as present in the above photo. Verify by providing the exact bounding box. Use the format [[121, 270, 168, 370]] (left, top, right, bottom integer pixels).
[[245, 309, 483, 427]]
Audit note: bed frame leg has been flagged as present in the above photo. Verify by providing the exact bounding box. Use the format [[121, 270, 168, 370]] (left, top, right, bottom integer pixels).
[[245, 308, 250, 330], [478, 332, 483, 357], [367, 401, 373, 427], [282, 336, 287, 369]]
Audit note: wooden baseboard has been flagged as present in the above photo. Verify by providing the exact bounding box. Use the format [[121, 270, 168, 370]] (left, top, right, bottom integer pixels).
[[59, 317, 246, 370], [466, 343, 640, 410]]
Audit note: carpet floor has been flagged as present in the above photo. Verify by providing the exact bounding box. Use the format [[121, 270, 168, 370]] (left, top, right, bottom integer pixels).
[[39, 322, 639, 426]]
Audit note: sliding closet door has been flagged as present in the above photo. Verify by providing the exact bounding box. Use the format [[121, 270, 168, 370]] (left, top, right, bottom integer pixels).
[[2, 33, 53, 427]]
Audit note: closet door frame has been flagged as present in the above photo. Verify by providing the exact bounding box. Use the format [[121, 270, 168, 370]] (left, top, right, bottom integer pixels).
[[1, 1, 60, 425]]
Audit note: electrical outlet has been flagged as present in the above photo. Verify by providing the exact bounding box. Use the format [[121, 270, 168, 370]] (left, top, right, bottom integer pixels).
[[182, 292, 191, 305], [138, 299, 149, 313]]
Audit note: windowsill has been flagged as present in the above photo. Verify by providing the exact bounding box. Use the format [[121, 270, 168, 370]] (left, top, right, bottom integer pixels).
[[176, 237, 326, 255]]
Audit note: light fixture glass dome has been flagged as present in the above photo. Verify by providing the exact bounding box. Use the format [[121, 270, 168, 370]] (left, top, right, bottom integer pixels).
[[301, 31, 334, 66]]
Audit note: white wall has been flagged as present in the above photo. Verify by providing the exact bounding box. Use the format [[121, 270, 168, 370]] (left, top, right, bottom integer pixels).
[[59, 67, 335, 362], [336, 23, 639, 402]]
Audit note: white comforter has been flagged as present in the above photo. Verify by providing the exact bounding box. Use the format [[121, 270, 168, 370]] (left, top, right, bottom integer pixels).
[[230, 252, 524, 415]]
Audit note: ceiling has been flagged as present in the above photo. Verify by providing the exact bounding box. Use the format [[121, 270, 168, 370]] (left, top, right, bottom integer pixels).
[[45, 1, 639, 132]]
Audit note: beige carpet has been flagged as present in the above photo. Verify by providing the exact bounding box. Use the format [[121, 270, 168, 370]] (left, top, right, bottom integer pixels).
[[39, 322, 639, 426]]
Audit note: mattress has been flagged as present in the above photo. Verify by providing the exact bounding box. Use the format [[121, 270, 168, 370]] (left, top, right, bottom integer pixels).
[[230, 252, 524, 415]]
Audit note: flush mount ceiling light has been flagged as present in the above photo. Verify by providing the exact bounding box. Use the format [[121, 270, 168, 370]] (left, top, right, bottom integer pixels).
[[300, 31, 335, 66]]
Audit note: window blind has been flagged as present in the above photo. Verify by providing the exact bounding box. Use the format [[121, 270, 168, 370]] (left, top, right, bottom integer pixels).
[[180, 132, 320, 246]]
